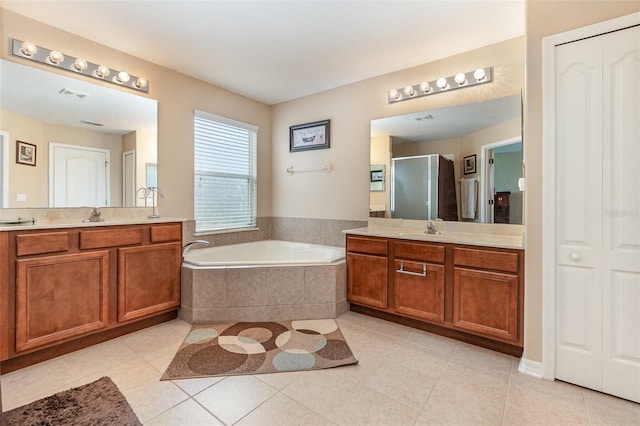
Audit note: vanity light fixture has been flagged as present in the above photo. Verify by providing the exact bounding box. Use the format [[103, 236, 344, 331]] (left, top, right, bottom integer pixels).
[[11, 39, 149, 93], [388, 67, 492, 103]]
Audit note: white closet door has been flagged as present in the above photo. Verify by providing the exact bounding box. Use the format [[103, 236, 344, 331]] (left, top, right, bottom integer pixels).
[[555, 34, 604, 391], [601, 26, 640, 403], [555, 25, 640, 403]]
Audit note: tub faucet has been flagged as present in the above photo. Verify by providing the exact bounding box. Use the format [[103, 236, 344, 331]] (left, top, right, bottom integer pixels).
[[182, 240, 209, 256], [425, 220, 440, 235]]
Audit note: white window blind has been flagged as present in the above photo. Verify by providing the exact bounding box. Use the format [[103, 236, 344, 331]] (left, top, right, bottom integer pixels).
[[194, 110, 257, 233]]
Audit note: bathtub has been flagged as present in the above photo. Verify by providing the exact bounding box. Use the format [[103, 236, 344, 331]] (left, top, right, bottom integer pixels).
[[183, 240, 345, 267], [180, 240, 348, 323]]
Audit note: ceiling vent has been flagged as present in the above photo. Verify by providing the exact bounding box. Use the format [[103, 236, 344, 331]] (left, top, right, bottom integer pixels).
[[81, 120, 104, 127], [414, 114, 434, 121], [59, 88, 89, 99]]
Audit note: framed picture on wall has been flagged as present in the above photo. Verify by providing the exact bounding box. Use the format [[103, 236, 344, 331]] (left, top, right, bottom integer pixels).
[[463, 154, 476, 174], [290, 119, 330, 152], [16, 140, 36, 166]]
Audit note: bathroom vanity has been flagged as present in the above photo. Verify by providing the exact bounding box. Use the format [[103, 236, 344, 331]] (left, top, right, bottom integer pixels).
[[345, 221, 524, 356], [0, 218, 183, 372]]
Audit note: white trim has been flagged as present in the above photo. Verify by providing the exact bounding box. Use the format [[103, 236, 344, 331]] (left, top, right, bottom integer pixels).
[[518, 357, 544, 379], [122, 149, 136, 207], [479, 136, 522, 223], [0, 130, 9, 208], [541, 12, 640, 382]]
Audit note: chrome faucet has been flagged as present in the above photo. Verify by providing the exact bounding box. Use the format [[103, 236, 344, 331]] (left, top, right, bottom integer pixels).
[[83, 208, 104, 223], [425, 220, 440, 235], [182, 240, 209, 256]]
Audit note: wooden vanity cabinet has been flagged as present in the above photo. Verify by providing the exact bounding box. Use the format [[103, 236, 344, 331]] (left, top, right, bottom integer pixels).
[[393, 241, 445, 323], [1, 222, 182, 369], [346, 236, 388, 309], [346, 234, 524, 355]]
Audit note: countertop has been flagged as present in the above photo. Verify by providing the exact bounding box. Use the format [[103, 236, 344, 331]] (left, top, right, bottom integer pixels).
[[344, 220, 524, 249], [0, 216, 187, 232]]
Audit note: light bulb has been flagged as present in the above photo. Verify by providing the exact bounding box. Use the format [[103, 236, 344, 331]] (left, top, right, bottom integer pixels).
[[436, 77, 449, 90], [389, 89, 401, 101], [94, 65, 111, 78], [72, 58, 88, 72], [419, 82, 431, 93], [116, 71, 130, 83], [454, 72, 467, 85], [474, 68, 486, 81], [134, 77, 148, 89], [20, 41, 37, 57], [404, 85, 415, 97], [47, 50, 64, 65]]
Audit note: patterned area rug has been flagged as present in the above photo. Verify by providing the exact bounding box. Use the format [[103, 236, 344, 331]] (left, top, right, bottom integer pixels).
[[161, 319, 358, 379], [2, 376, 141, 425]]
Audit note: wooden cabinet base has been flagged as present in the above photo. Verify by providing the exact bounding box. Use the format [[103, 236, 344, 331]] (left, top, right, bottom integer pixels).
[[350, 304, 523, 357], [0, 311, 177, 375]]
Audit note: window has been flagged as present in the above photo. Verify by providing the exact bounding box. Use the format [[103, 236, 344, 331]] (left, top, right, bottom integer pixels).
[[194, 111, 257, 233]]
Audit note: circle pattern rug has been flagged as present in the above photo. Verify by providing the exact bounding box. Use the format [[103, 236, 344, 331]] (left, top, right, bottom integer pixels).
[[161, 319, 358, 379]]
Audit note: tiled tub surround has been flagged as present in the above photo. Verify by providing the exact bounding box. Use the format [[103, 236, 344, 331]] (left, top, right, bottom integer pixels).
[[181, 262, 347, 322]]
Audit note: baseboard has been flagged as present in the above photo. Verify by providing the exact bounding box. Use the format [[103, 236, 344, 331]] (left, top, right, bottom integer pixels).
[[518, 357, 544, 378]]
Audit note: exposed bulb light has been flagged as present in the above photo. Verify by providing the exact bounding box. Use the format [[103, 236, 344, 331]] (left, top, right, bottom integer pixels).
[[387, 67, 492, 103], [71, 58, 88, 72], [20, 41, 37, 57], [94, 65, 111, 78], [134, 77, 148, 89], [115, 71, 130, 84], [11, 39, 149, 93], [474, 68, 486, 81], [436, 77, 449, 90], [47, 50, 65, 65], [404, 85, 415, 97]]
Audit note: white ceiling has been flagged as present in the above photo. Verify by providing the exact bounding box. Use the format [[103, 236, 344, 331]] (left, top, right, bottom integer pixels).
[[0, 0, 525, 105]]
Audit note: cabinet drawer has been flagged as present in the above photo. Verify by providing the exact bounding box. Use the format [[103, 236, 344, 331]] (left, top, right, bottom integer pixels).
[[453, 247, 519, 273], [16, 232, 69, 256], [80, 228, 143, 249], [394, 241, 445, 263], [346, 235, 388, 256], [150, 224, 181, 243]]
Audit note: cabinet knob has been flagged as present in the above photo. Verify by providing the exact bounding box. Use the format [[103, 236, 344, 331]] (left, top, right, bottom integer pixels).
[[570, 253, 581, 261]]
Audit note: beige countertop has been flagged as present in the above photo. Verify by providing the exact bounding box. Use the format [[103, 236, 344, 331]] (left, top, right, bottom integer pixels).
[[0, 207, 187, 232], [344, 218, 524, 249]]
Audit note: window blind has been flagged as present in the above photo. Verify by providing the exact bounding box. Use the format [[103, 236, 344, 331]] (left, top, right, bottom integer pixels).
[[194, 111, 257, 232]]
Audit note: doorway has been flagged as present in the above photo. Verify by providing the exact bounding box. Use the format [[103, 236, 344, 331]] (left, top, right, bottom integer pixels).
[[480, 137, 523, 224], [0, 131, 8, 207], [49, 143, 110, 207]]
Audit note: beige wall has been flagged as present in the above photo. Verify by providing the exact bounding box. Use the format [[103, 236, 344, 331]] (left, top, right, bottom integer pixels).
[[524, 1, 640, 362], [271, 37, 524, 220], [369, 135, 391, 215], [0, 9, 272, 219]]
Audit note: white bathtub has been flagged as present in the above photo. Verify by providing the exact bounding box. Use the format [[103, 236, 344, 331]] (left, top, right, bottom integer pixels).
[[182, 240, 345, 268], [180, 240, 348, 323]]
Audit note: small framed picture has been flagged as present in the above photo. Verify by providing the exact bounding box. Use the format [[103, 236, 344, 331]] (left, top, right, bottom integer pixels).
[[463, 154, 476, 175], [290, 119, 330, 152], [16, 140, 37, 166], [370, 170, 384, 182]]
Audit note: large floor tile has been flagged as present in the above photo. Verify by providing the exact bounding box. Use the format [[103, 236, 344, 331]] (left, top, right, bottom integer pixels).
[[146, 398, 224, 425], [236, 392, 335, 426], [450, 341, 514, 374], [194, 375, 277, 425], [404, 329, 460, 356], [121, 379, 190, 423], [170, 376, 226, 396]]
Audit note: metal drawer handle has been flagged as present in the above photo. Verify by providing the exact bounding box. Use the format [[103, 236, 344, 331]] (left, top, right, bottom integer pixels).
[[396, 260, 427, 277]]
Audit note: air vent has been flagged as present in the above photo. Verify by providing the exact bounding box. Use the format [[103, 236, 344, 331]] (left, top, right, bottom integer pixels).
[[59, 88, 89, 99], [414, 114, 434, 121], [81, 120, 104, 127]]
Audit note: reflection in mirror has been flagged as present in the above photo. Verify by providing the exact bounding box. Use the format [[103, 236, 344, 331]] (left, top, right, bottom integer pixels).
[[370, 94, 523, 224], [0, 59, 157, 208]]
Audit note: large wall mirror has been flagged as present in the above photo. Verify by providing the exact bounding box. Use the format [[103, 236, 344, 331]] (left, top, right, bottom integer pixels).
[[0, 59, 157, 208], [370, 94, 523, 224]]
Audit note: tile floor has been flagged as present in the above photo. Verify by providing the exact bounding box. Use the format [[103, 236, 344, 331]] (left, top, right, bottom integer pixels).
[[2, 312, 639, 425]]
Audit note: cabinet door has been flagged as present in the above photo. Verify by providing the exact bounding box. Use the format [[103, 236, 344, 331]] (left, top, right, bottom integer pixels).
[[347, 252, 388, 309], [118, 242, 181, 322], [16, 251, 110, 352], [394, 259, 444, 323], [452, 267, 518, 342]]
